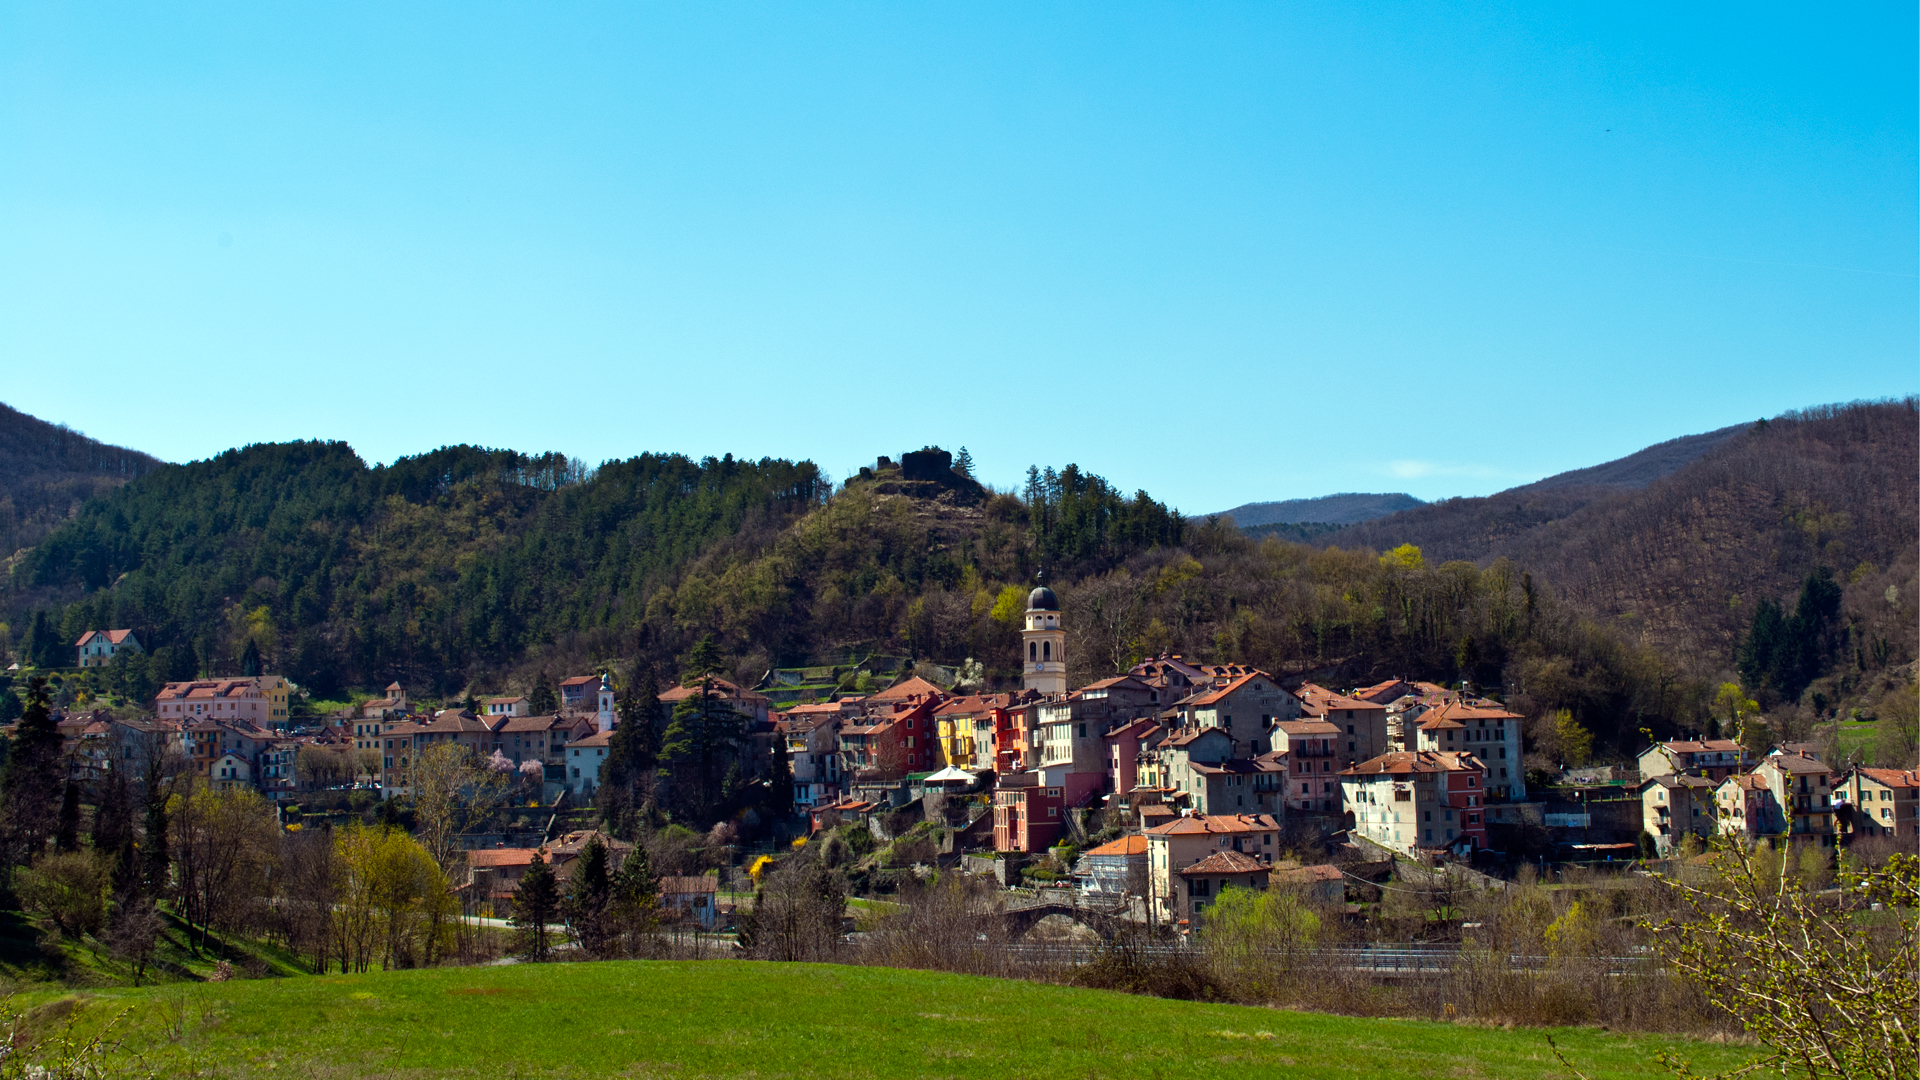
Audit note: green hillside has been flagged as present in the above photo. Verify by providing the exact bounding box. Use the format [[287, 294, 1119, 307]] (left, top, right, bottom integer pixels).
[[30, 961, 1751, 1079]]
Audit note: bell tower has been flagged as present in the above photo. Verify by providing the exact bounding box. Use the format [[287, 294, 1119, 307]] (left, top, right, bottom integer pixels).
[[1021, 581, 1067, 695]]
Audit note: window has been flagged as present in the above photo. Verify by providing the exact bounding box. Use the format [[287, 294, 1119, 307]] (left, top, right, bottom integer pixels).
[[1042, 641, 1051, 661], [1423, 810, 1432, 822], [1028, 642, 1036, 661]]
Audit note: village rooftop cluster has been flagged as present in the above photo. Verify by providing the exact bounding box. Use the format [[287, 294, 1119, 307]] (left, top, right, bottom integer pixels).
[[51, 587, 1918, 929]]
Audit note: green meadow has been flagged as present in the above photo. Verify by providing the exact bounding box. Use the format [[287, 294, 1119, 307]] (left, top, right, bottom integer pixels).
[[20, 960, 1756, 1079]]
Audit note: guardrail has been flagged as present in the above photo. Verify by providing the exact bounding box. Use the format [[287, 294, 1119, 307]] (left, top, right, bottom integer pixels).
[[993, 941, 1652, 976]]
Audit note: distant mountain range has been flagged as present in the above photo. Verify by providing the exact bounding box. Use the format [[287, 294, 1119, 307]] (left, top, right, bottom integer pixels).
[[1209, 492, 1425, 527]]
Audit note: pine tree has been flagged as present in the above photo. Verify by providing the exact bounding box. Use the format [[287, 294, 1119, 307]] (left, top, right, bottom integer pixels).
[[92, 766, 138, 894], [512, 852, 560, 961], [55, 780, 80, 853], [661, 676, 744, 820], [529, 670, 556, 716], [240, 639, 262, 678], [2, 677, 63, 864], [683, 635, 725, 681], [562, 837, 612, 956], [954, 446, 974, 478], [765, 734, 794, 822]]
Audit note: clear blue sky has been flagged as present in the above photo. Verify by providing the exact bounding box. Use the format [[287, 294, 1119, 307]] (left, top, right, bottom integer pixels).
[[3, 3, 1913, 512]]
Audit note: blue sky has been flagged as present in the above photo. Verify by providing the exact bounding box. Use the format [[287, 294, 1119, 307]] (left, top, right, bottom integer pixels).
[[2, 3, 1913, 513]]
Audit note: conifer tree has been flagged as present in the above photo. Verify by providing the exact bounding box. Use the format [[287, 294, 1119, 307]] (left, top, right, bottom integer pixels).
[[92, 766, 138, 894], [2, 677, 63, 864], [55, 780, 80, 854], [528, 670, 556, 716], [512, 852, 560, 961], [240, 639, 262, 678], [562, 836, 612, 956]]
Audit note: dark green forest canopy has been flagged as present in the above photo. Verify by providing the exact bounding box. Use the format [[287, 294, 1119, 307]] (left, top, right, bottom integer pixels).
[[13, 441, 828, 696]]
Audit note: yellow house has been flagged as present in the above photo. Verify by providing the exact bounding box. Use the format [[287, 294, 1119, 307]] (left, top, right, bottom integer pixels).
[[1838, 767, 1919, 842]]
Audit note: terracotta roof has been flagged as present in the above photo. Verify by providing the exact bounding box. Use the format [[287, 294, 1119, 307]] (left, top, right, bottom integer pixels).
[[1145, 813, 1280, 837], [1179, 850, 1267, 876], [1418, 700, 1522, 727], [1274, 863, 1344, 884], [467, 848, 541, 868], [1079, 676, 1151, 693], [558, 676, 601, 688], [75, 629, 138, 646], [1722, 774, 1769, 793], [1853, 768, 1920, 790], [1352, 680, 1411, 703], [1655, 739, 1741, 755], [870, 675, 944, 702], [1087, 835, 1149, 857], [1341, 751, 1484, 777], [497, 715, 561, 733], [1188, 673, 1271, 707], [659, 677, 768, 705], [1295, 683, 1385, 713], [1763, 753, 1833, 776], [1644, 774, 1719, 791], [1274, 719, 1340, 737], [783, 702, 846, 716]]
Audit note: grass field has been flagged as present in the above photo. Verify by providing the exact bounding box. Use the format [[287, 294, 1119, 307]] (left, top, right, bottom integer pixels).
[[22, 960, 1757, 1079]]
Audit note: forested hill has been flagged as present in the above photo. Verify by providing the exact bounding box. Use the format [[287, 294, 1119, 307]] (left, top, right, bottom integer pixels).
[[0, 403, 163, 558], [7, 441, 828, 697], [1327, 399, 1918, 671]]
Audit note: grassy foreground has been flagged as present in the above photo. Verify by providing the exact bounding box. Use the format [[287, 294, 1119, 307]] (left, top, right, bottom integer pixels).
[[30, 961, 1752, 1079]]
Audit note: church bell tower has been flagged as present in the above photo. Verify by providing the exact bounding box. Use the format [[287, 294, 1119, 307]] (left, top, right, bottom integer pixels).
[[1022, 581, 1067, 695]]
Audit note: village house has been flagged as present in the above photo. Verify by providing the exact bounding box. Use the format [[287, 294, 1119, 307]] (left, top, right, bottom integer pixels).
[[156, 678, 279, 728], [1271, 719, 1343, 812], [1167, 672, 1301, 756], [357, 682, 410, 720], [1715, 773, 1778, 840], [481, 695, 529, 718], [659, 876, 720, 928], [1753, 751, 1839, 846], [564, 729, 615, 795], [658, 676, 774, 727], [992, 772, 1065, 852], [186, 718, 279, 781], [933, 692, 1029, 773], [1143, 813, 1280, 925], [1341, 751, 1488, 856], [1640, 773, 1718, 854], [1080, 834, 1148, 901], [1837, 766, 1920, 842], [1409, 699, 1526, 800], [1103, 714, 1164, 797], [1175, 850, 1271, 928], [1295, 683, 1388, 765], [74, 630, 142, 669], [1638, 738, 1747, 784], [776, 706, 845, 808], [209, 751, 252, 792], [1035, 676, 1159, 808], [1272, 862, 1346, 904]]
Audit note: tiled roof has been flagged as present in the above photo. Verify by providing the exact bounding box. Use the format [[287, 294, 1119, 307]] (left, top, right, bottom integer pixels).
[[1763, 753, 1833, 776], [75, 629, 138, 646], [659, 876, 717, 895], [1274, 863, 1344, 884], [558, 676, 601, 687], [569, 729, 615, 748], [1145, 813, 1279, 836], [1340, 751, 1483, 777], [1274, 719, 1340, 737], [467, 848, 541, 868], [1086, 835, 1149, 857], [1179, 850, 1267, 876], [1656, 739, 1741, 754], [869, 675, 944, 702], [1854, 767, 1920, 789]]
